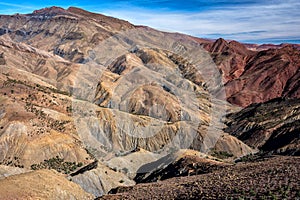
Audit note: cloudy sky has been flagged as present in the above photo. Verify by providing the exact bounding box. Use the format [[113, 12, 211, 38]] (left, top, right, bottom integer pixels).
[[0, 0, 299, 44]]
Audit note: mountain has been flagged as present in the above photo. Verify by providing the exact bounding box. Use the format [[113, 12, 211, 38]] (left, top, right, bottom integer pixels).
[[224, 45, 300, 107], [0, 6, 134, 63], [245, 43, 300, 51], [205, 38, 300, 107], [0, 6, 299, 199], [1, 6, 299, 107]]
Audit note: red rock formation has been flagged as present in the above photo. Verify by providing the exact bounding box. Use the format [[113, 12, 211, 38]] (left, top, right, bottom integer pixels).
[[208, 38, 255, 84], [203, 38, 299, 107], [224, 45, 300, 107]]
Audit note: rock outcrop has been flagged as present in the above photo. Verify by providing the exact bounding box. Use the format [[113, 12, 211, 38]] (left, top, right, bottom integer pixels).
[[134, 149, 229, 183], [71, 162, 135, 198]]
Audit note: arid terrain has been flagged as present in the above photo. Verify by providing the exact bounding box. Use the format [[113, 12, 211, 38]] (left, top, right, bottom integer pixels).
[[100, 156, 300, 199], [0, 6, 299, 200]]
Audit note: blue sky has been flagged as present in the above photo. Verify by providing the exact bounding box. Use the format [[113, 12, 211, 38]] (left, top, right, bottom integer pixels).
[[0, 0, 299, 44]]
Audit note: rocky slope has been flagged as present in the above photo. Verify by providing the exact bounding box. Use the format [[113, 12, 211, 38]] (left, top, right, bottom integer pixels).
[[224, 98, 300, 155], [225, 46, 300, 107], [0, 6, 256, 198], [0, 40, 91, 168], [207, 38, 255, 83], [0, 165, 29, 179], [134, 149, 229, 183], [204, 38, 300, 107]]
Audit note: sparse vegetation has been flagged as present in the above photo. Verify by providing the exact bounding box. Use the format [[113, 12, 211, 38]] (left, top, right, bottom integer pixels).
[[30, 156, 83, 174], [3, 78, 70, 96], [211, 151, 234, 159], [0, 156, 24, 168], [66, 106, 73, 112]]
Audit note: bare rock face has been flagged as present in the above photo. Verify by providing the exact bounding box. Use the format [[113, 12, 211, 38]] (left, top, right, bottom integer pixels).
[[206, 38, 254, 84], [0, 6, 299, 108], [0, 9, 256, 197], [71, 162, 135, 198], [0, 7, 299, 108], [224, 98, 300, 155], [89, 46, 253, 158]]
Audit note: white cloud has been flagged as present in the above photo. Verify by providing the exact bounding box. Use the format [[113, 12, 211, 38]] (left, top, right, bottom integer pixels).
[[0, 0, 298, 43], [100, 1, 300, 43]]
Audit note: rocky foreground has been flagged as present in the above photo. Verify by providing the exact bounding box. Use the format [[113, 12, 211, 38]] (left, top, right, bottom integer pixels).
[[100, 156, 300, 200]]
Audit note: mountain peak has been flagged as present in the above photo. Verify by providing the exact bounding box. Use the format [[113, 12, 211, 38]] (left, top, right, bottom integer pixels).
[[32, 6, 67, 15], [210, 38, 229, 53]]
